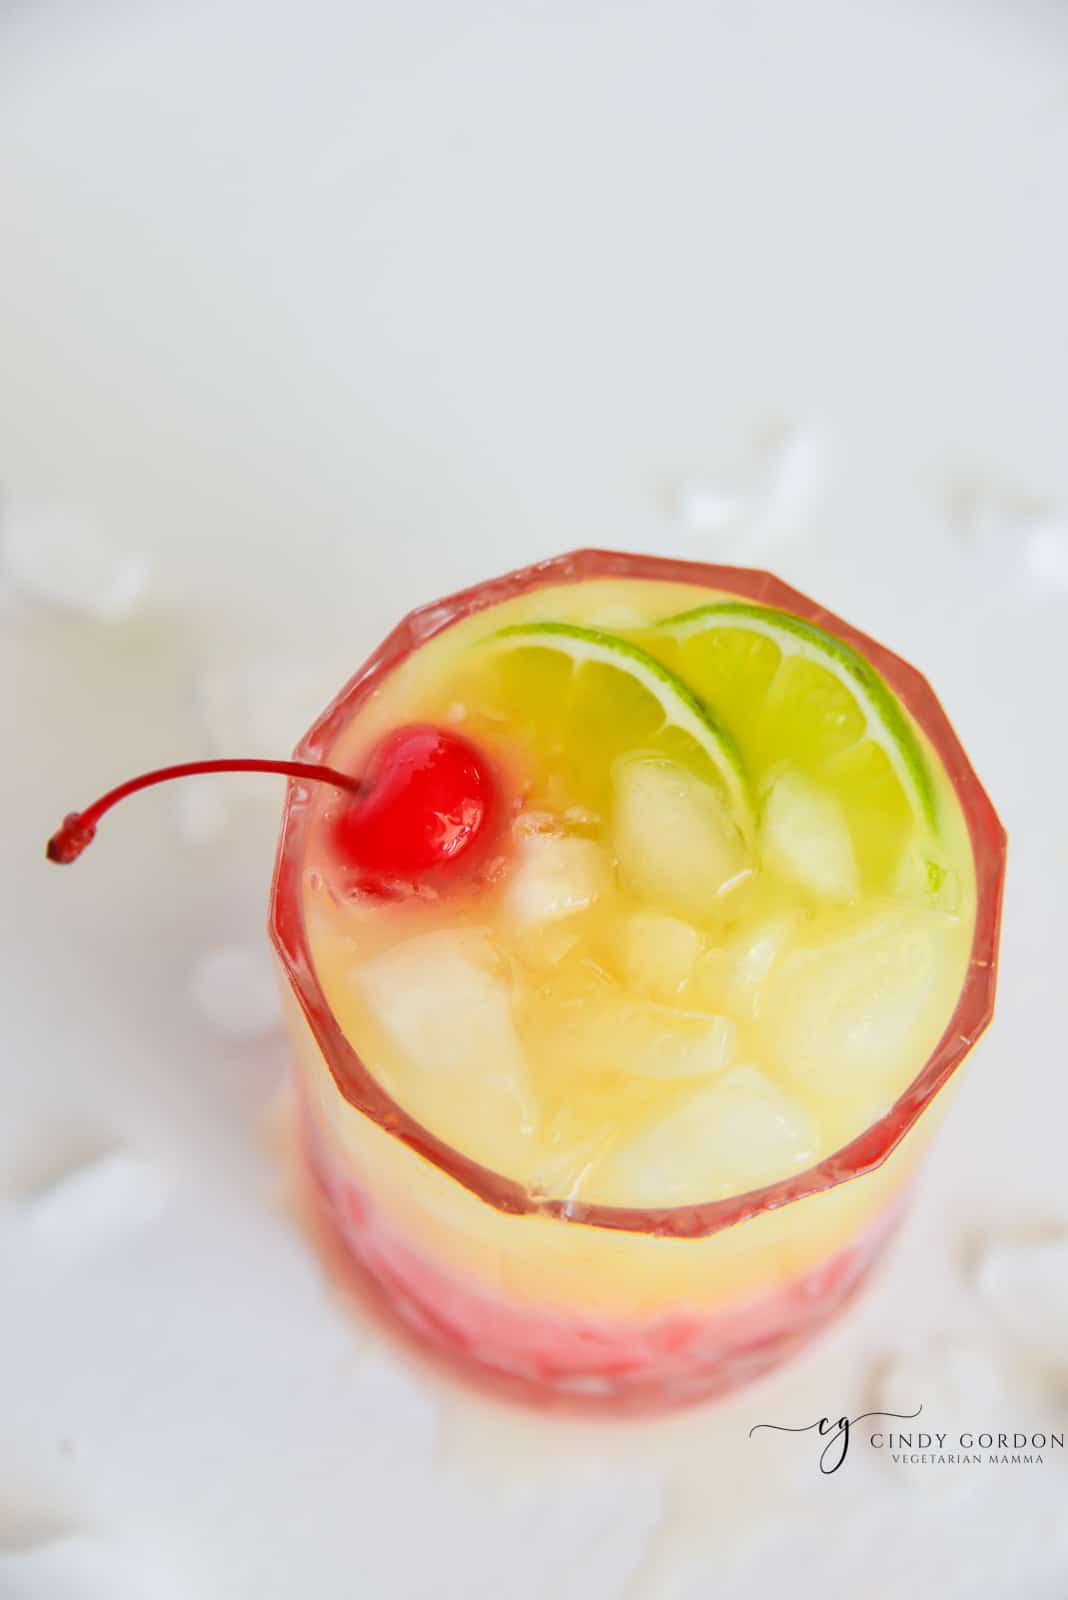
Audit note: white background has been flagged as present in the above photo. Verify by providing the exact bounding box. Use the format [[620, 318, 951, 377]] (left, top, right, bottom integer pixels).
[[2, 3, 1067, 1596]]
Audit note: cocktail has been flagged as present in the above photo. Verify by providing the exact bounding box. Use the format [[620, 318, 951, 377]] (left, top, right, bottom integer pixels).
[[270, 550, 1004, 1406], [49, 549, 1005, 1409]]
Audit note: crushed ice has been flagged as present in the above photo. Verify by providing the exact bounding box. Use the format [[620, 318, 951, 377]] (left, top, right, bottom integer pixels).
[[168, 776, 230, 845], [675, 421, 831, 550], [193, 655, 333, 757], [1022, 515, 1068, 591], [970, 1228, 1068, 1368], [760, 421, 831, 530], [189, 946, 282, 1041], [19, 1148, 170, 1248], [869, 1341, 1004, 1500], [0, 496, 148, 621], [0, 1535, 187, 1600], [951, 483, 1068, 593], [676, 478, 748, 538]]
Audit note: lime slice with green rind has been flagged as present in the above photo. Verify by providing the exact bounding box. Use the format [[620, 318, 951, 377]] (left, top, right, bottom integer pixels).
[[458, 620, 755, 839], [650, 602, 938, 890]]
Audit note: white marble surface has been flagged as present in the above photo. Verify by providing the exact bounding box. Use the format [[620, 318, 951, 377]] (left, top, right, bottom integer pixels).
[[2, 3, 1067, 1596]]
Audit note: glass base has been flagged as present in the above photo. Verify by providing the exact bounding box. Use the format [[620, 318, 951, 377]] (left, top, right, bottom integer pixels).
[[298, 1104, 904, 1413]]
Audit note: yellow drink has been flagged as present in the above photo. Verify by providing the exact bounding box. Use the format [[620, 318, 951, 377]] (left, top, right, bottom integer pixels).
[[272, 552, 1004, 1405]]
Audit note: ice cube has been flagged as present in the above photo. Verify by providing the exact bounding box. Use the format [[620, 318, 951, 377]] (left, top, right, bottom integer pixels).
[[760, 768, 858, 900], [971, 1230, 1068, 1368], [534, 960, 735, 1088], [536, 965, 735, 1082], [531, 1105, 620, 1203], [623, 1007, 735, 1079], [617, 910, 701, 1001], [513, 920, 582, 970], [729, 910, 800, 993], [354, 930, 537, 1170], [588, 1065, 820, 1205], [1, 498, 148, 621], [758, 910, 946, 1102], [501, 833, 607, 930], [190, 946, 282, 1041], [696, 910, 801, 1020], [611, 757, 749, 919]]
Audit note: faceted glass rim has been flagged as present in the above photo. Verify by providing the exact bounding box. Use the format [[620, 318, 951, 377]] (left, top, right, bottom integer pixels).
[[269, 549, 1007, 1240]]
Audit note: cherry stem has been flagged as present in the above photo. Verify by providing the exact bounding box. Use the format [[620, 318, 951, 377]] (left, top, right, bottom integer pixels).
[[46, 758, 361, 864]]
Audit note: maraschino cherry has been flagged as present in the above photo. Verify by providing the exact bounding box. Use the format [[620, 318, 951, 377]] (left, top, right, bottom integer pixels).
[[47, 724, 500, 893], [331, 723, 497, 890]]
